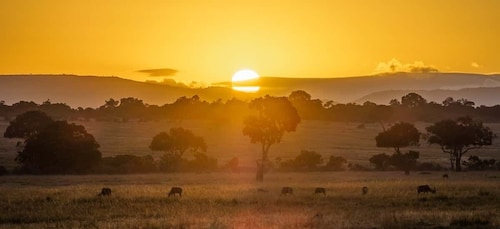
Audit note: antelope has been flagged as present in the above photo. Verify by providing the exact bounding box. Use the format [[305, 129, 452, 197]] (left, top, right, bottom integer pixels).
[[442, 174, 449, 179], [98, 188, 112, 196], [417, 185, 436, 194], [168, 187, 183, 197], [281, 187, 293, 195], [362, 186, 368, 195], [314, 187, 326, 195]]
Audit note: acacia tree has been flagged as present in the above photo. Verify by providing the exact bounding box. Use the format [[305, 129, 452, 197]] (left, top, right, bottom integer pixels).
[[426, 116, 495, 171], [375, 122, 420, 174], [149, 127, 207, 171], [243, 96, 300, 181]]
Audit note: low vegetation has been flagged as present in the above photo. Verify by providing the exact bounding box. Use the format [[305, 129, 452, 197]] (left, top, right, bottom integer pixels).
[[0, 172, 499, 228]]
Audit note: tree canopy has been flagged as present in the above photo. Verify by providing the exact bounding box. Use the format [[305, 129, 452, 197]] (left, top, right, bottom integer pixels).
[[375, 122, 420, 154], [375, 122, 420, 174], [16, 120, 101, 174], [243, 95, 300, 181], [426, 116, 496, 171], [4, 110, 53, 139], [149, 127, 207, 158]]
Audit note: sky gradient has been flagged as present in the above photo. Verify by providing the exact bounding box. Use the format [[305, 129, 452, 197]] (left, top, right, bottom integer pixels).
[[1, 0, 499, 85]]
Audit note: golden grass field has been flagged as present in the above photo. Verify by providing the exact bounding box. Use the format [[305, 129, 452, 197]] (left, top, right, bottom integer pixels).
[[0, 120, 499, 228], [0, 171, 499, 228]]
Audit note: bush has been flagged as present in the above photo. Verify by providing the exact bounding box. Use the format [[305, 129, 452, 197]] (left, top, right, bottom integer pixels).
[[0, 166, 8, 176], [99, 155, 157, 174]]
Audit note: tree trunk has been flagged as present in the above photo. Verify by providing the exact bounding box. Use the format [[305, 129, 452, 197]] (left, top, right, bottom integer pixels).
[[455, 155, 462, 172], [256, 165, 264, 181], [256, 147, 269, 182]]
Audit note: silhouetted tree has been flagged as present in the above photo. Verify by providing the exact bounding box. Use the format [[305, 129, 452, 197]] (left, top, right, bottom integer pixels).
[[224, 157, 240, 172], [288, 90, 325, 120], [16, 121, 101, 174], [150, 127, 207, 172], [462, 155, 496, 171], [375, 122, 420, 174], [390, 150, 419, 174], [187, 152, 217, 172], [369, 153, 391, 170], [4, 110, 53, 139], [401, 93, 427, 108], [375, 122, 420, 154], [325, 155, 347, 171], [243, 96, 300, 181], [426, 116, 495, 171], [294, 150, 323, 170]]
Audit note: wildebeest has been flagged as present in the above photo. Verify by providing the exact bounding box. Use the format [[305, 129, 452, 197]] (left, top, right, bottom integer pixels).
[[281, 187, 293, 195], [442, 174, 449, 179], [417, 185, 436, 194], [168, 187, 183, 197], [362, 186, 368, 195], [98, 187, 112, 196], [314, 187, 326, 195]]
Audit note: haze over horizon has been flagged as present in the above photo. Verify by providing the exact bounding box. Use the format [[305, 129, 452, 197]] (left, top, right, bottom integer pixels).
[[1, 0, 499, 85]]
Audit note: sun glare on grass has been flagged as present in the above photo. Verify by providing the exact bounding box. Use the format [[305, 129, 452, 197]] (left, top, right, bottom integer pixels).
[[232, 69, 260, 92]]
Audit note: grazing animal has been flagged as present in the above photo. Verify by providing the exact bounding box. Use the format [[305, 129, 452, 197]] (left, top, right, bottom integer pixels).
[[98, 188, 112, 196], [442, 174, 449, 179], [168, 187, 183, 197], [417, 185, 436, 194], [362, 186, 368, 195], [281, 187, 293, 195], [314, 187, 326, 195]]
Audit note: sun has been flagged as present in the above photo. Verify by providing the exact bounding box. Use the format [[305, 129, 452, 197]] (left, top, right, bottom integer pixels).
[[231, 69, 260, 92]]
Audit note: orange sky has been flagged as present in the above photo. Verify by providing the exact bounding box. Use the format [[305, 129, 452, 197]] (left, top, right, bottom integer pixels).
[[1, 0, 499, 85]]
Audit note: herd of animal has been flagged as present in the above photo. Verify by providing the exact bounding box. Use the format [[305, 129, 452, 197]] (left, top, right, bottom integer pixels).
[[96, 183, 438, 197]]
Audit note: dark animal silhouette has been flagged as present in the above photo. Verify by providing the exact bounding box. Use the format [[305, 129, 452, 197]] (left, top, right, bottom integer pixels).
[[442, 174, 449, 179], [314, 187, 326, 195], [362, 186, 368, 195], [98, 188, 112, 196], [281, 187, 293, 195], [417, 185, 436, 194], [168, 187, 183, 197]]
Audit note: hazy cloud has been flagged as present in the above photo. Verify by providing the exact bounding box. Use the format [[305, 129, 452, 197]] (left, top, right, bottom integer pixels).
[[471, 62, 481, 68], [138, 68, 178, 77], [375, 59, 439, 73]]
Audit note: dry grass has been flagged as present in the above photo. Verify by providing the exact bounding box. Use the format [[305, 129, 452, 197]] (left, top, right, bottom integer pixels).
[[0, 171, 499, 228]]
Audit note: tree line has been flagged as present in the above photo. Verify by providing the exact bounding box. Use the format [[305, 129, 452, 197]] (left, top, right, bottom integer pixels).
[[1, 91, 500, 123], [1, 93, 499, 179]]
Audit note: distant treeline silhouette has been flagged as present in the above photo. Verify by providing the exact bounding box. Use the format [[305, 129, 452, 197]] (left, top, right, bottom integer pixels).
[[1, 91, 500, 123]]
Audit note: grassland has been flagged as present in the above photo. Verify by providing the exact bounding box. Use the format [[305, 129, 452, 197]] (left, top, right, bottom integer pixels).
[[0, 120, 499, 228], [1, 120, 500, 169], [0, 171, 499, 228]]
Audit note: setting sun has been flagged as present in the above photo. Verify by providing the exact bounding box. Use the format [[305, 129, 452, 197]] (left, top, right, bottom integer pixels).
[[231, 69, 260, 92]]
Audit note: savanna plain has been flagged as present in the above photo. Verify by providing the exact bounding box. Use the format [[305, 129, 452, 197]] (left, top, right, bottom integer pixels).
[[0, 120, 499, 228]]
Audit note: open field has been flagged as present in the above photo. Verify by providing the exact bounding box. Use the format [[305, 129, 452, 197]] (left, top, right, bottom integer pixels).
[[1, 120, 500, 169], [0, 171, 499, 228]]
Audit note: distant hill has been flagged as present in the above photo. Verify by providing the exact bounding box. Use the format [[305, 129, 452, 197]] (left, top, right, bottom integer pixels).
[[0, 75, 253, 108], [1, 72, 500, 108], [354, 87, 500, 106], [253, 72, 500, 104]]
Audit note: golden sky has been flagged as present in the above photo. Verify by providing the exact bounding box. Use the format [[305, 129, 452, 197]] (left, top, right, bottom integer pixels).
[[1, 0, 499, 85]]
